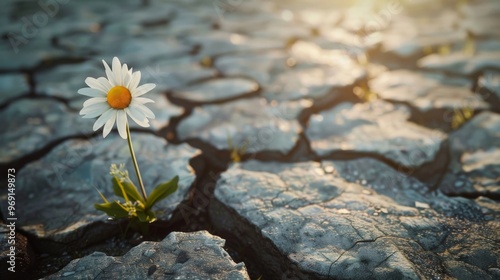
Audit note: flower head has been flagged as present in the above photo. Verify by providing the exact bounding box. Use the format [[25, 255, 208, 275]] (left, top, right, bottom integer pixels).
[[110, 163, 130, 182], [78, 57, 156, 139]]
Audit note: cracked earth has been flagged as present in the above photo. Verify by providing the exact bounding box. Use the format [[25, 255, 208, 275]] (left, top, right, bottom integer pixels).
[[0, 0, 499, 279]]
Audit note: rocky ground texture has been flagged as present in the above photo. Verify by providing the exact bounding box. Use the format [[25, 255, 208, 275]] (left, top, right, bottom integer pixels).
[[0, 0, 499, 279]]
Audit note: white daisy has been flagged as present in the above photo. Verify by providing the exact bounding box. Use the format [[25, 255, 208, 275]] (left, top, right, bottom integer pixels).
[[78, 57, 156, 139]]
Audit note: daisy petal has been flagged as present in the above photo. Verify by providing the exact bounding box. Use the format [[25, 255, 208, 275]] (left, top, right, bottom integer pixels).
[[102, 59, 116, 86], [93, 108, 114, 131], [83, 97, 107, 107], [78, 88, 106, 97], [122, 64, 131, 88], [81, 105, 109, 118], [97, 77, 112, 91], [85, 77, 108, 93], [80, 102, 109, 115], [132, 83, 156, 97], [134, 97, 155, 104], [103, 110, 117, 138], [128, 71, 141, 92], [112, 57, 122, 86], [81, 111, 106, 119], [116, 110, 128, 139], [131, 102, 155, 119], [82, 107, 109, 119], [127, 104, 148, 121], [125, 108, 150, 127]]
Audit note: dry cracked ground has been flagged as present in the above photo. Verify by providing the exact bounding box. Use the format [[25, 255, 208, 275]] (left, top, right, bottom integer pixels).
[[0, 0, 499, 279]]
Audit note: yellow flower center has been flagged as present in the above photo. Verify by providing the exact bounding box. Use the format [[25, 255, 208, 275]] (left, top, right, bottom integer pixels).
[[107, 86, 132, 109]]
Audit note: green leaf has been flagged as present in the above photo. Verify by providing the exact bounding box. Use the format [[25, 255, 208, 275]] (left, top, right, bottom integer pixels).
[[95, 201, 129, 219], [136, 209, 157, 223], [112, 176, 145, 205], [136, 209, 148, 223], [94, 187, 109, 203], [146, 209, 157, 223], [146, 176, 179, 209]]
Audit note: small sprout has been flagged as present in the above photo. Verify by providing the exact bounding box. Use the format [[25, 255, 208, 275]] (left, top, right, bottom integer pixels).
[[451, 107, 474, 130], [463, 31, 476, 56], [95, 167, 178, 226], [200, 56, 213, 68], [353, 85, 378, 102], [227, 133, 248, 163], [438, 44, 451, 56]]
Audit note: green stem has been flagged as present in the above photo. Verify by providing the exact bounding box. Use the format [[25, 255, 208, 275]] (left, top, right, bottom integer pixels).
[[126, 124, 148, 201]]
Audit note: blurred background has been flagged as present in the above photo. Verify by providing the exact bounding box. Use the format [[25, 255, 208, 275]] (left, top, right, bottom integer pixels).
[[0, 0, 499, 279]]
